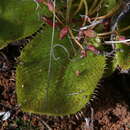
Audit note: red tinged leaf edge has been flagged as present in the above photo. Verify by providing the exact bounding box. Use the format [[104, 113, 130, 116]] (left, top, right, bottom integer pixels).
[[83, 29, 97, 38], [59, 26, 69, 39], [41, 16, 59, 28]]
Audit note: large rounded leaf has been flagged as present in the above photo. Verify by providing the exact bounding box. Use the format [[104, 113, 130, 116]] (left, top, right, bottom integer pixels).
[[16, 25, 105, 116], [0, 0, 50, 48]]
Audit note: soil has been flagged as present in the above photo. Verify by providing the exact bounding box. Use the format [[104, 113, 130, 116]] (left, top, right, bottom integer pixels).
[[0, 42, 130, 130]]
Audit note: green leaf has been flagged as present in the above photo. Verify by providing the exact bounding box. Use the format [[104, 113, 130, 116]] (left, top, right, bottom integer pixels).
[[99, 0, 120, 16], [16, 25, 105, 116], [114, 10, 130, 71], [0, 0, 50, 48], [114, 44, 130, 70]]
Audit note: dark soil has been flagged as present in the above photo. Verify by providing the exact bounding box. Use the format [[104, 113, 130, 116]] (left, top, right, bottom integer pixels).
[[0, 42, 130, 130]]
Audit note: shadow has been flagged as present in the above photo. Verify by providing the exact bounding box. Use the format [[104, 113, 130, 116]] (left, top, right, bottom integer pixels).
[[89, 69, 130, 112]]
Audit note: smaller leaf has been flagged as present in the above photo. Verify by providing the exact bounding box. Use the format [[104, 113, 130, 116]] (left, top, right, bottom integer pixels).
[[118, 36, 126, 41], [80, 50, 87, 58], [83, 29, 97, 38], [47, 1, 55, 12], [86, 45, 100, 55], [59, 26, 69, 39], [41, 16, 59, 27], [77, 31, 84, 41]]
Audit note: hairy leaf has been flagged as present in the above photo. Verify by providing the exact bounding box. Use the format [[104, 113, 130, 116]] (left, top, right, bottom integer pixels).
[[16, 25, 105, 116], [114, 44, 130, 70]]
